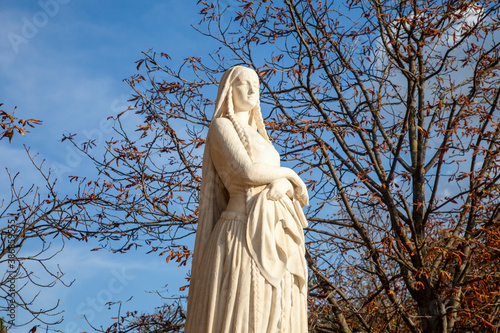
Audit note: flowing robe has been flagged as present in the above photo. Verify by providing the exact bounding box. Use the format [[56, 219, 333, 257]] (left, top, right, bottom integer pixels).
[[185, 118, 308, 333]]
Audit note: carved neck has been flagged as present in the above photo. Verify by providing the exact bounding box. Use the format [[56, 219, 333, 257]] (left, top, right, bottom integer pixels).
[[232, 109, 250, 126]]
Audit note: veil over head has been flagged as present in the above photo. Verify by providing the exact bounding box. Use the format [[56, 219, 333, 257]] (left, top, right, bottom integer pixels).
[[213, 66, 253, 119], [212, 65, 269, 136]]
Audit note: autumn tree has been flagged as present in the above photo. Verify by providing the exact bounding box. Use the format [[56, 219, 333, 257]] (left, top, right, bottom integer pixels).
[[14, 0, 500, 332], [0, 101, 193, 330], [0, 105, 73, 327], [0, 105, 129, 329]]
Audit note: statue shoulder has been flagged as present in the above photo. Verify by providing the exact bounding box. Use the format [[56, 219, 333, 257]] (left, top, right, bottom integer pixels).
[[209, 117, 235, 139], [211, 117, 232, 130]]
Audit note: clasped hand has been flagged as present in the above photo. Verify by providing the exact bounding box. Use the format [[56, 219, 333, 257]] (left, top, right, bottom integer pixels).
[[266, 178, 309, 207]]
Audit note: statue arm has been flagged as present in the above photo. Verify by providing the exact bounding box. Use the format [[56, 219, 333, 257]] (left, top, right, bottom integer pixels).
[[209, 118, 306, 191]]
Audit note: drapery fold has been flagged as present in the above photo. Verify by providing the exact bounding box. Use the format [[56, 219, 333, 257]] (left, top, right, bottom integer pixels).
[[246, 188, 308, 294]]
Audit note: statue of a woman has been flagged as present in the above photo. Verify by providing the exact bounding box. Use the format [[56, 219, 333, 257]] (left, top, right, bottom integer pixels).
[[185, 66, 309, 332]]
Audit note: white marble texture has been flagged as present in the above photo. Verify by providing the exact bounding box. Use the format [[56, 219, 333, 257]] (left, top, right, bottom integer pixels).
[[185, 66, 309, 333]]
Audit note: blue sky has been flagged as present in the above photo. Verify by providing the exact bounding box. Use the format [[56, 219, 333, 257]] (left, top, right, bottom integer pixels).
[[0, 1, 213, 331], [2, 1, 496, 332]]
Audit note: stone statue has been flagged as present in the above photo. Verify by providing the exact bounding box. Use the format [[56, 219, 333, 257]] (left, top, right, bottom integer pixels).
[[184, 66, 309, 332]]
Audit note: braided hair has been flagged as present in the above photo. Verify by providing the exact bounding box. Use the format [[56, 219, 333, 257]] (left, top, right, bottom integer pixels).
[[226, 88, 254, 161]]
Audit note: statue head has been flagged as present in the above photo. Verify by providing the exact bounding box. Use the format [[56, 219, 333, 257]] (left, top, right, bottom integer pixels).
[[212, 66, 269, 145]]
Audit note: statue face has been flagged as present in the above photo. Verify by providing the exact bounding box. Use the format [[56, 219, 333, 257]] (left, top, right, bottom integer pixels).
[[231, 68, 260, 112]]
